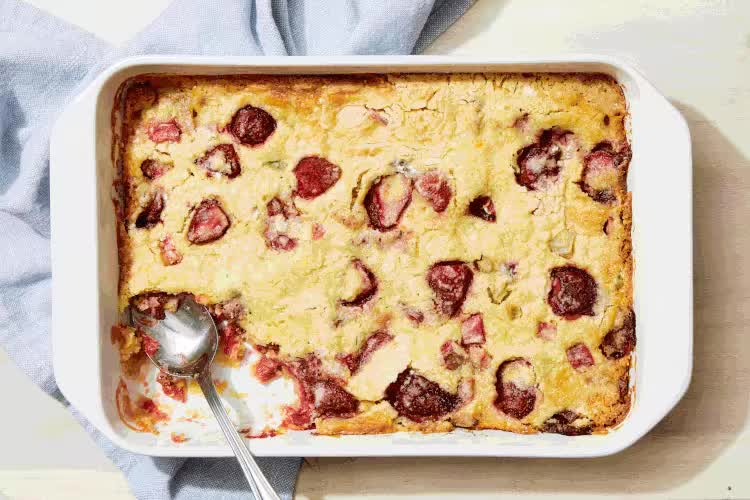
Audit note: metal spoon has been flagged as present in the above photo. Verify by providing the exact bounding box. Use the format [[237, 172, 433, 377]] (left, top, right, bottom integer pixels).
[[131, 296, 280, 500]]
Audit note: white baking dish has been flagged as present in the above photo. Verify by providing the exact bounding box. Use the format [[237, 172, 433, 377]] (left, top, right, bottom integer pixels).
[[50, 55, 692, 458]]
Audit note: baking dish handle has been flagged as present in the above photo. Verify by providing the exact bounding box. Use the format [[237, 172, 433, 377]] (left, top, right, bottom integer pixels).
[[625, 65, 694, 437], [50, 78, 115, 435]]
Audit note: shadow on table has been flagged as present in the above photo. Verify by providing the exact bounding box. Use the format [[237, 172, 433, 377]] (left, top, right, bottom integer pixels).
[[298, 102, 750, 498]]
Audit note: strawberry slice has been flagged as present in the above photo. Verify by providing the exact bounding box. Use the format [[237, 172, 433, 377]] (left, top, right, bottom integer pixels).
[[187, 199, 230, 244], [415, 170, 451, 213], [566, 343, 595, 370], [467, 196, 496, 222], [427, 261, 473, 317], [460, 313, 485, 346], [294, 156, 341, 199], [148, 119, 181, 143], [364, 174, 413, 231]]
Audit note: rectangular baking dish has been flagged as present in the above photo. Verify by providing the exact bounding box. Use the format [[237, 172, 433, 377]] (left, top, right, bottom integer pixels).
[[50, 55, 692, 457]]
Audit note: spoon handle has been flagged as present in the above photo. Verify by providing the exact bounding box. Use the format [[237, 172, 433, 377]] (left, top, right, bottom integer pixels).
[[198, 370, 281, 500]]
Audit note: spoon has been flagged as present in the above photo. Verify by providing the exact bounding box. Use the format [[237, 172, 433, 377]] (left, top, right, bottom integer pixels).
[[131, 296, 280, 500]]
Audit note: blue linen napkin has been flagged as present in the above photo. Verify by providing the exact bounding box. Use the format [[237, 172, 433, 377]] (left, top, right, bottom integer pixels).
[[0, 0, 474, 498]]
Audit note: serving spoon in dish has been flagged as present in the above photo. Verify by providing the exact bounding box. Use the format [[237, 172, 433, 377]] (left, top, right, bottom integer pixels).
[[131, 296, 280, 500]]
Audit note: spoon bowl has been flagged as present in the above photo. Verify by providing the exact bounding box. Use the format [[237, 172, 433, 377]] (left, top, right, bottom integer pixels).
[[130, 295, 218, 378]]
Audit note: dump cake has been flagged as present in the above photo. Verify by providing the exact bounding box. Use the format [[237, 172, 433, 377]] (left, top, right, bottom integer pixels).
[[112, 72, 634, 437]]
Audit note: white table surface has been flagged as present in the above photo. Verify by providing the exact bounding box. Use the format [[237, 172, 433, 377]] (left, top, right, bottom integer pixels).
[[2, 0, 749, 498]]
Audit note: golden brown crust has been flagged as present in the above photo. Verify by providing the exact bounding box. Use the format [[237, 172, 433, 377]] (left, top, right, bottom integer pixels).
[[113, 72, 634, 436], [314, 402, 397, 435]]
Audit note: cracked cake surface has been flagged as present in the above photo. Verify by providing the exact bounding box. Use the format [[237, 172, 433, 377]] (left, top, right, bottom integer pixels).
[[112, 72, 634, 436]]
